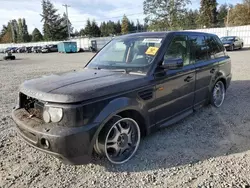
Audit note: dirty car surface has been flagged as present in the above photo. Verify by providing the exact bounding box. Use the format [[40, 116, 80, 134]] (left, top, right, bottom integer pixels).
[[12, 31, 232, 165]]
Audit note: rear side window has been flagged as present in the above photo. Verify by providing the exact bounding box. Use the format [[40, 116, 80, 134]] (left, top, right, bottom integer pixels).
[[206, 35, 225, 58], [189, 35, 209, 63], [214, 36, 225, 51]]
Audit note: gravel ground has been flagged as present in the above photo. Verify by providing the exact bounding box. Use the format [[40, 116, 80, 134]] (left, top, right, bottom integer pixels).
[[1, 50, 250, 188]]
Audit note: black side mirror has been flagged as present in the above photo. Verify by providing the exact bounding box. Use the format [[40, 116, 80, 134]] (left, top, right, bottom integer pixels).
[[161, 58, 184, 70]]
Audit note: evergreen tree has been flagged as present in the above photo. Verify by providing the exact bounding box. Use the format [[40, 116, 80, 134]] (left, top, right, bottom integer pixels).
[[183, 9, 199, 29], [129, 21, 136, 32], [115, 21, 121, 35], [198, 0, 218, 28], [144, 0, 191, 30], [121, 15, 129, 34], [84, 19, 92, 36], [17, 18, 23, 42], [41, 0, 68, 40], [0, 25, 7, 39], [22, 19, 29, 42], [79, 28, 86, 36], [91, 20, 101, 37], [0, 25, 8, 43], [100, 21, 108, 36], [32, 28, 43, 41], [10, 20, 18, 43]]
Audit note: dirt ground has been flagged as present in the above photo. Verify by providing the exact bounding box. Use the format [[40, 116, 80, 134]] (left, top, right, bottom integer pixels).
[[1, 50, 250, 188]]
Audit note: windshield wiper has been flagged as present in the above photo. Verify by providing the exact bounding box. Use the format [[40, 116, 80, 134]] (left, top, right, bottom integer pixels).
[[109, 69, 127, 73], [92, 67, 127, 73]]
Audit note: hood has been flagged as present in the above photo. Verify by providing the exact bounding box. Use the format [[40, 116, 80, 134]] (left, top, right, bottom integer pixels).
[[222, 41, 233, 45], [20, 68, 146, 103]]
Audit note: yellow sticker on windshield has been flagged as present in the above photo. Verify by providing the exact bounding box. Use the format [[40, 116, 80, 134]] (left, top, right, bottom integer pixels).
[[145, 47, 159, 56]]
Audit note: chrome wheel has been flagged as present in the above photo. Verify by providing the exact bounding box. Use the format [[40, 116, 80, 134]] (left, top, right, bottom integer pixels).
[[212, 81, 225, 107], [98, 117, 140, 164]]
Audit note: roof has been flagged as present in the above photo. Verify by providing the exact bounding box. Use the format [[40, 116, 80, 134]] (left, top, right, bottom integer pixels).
[[221, 36, 236, 38], [119, 32, 169, 38], [118, 31, 218, 39]]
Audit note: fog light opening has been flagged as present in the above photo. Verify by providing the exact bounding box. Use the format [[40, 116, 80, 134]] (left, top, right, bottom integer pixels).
[[41, 138, 50, 149]]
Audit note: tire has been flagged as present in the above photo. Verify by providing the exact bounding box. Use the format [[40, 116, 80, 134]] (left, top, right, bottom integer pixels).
[[210, 81, 226, 108], [95, 116, 141, 164], [240, 43, 243, 49], [230, 44, 234, 51]]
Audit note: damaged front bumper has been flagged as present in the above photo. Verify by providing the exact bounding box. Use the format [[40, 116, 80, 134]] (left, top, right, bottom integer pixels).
[[12, 108, 99, 165]]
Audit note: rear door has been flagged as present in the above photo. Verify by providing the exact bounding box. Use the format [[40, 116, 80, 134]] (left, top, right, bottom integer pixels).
[[189, 34, 219, 108]]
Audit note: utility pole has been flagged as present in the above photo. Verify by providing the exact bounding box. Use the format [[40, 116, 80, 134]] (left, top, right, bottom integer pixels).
[[226, 7, 231, 36], [136, 19, 139, 33], [63, 4, 71, 39]]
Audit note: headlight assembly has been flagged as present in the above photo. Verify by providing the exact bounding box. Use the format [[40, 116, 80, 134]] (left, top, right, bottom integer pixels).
[[43, 107, 63, 123]]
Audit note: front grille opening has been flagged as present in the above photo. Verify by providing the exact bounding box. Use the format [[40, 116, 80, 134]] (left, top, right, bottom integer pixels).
[[20, 93, 44, 119]]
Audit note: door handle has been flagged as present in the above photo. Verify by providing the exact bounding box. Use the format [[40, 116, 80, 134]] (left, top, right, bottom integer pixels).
[[184, 76, 193, 82], [210, 68, 216, 74]]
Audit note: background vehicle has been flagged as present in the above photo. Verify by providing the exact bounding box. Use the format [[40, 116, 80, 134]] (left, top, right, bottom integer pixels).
[[42, 44, 58, 53], [32, 46, 42, 53], [12, 31, 231, 165], [25, 46, 33, 53], [17, 47, 26, 53], [3, 51, 15, 60], [220, 36, 244, 51]]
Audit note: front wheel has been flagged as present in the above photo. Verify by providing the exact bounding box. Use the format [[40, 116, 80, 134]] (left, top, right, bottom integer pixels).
[[96, 116, 141, 164], [230, 44, 235, 51], [240, 43, 243, 49], [211, 81, 226, 108]]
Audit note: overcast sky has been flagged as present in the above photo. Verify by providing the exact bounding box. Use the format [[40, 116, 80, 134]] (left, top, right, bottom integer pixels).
[[0, 0, 241, 33]]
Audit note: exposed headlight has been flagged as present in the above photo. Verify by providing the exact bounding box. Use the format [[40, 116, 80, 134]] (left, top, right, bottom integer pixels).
[[224, 44, 230, 47], [43, 107, 63, 123]]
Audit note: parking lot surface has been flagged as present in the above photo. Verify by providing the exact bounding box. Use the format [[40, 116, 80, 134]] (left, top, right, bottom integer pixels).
[[1, 50, 250, 187]]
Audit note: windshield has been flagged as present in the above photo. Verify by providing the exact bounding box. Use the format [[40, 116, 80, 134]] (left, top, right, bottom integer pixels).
[[221, 37, 235, 41], [87, 36, 164, 73]]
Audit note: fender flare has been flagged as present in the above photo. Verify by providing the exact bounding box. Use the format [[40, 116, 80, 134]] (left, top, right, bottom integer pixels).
[[209, 72, 227, 95]]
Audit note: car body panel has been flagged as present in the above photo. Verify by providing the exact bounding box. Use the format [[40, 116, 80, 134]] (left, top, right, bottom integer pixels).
[[20, 69, 147, 103], [152, 64, 196, 125], [12, 31, 232, 164]]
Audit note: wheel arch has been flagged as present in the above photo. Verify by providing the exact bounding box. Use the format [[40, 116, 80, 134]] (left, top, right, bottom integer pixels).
[[90, 97, 150, 153]]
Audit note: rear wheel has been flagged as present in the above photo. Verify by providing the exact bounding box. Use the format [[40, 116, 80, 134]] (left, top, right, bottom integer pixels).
[[95, 116, 141, 164], [211, 81, 225, 108]]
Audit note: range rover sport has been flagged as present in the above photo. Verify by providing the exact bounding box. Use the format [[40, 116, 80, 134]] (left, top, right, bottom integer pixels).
[[12, 31, 232, 165]]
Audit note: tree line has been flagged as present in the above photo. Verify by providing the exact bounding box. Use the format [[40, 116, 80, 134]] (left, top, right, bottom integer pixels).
[[0, 0, 250, 44], [144, 0, 250, 31]]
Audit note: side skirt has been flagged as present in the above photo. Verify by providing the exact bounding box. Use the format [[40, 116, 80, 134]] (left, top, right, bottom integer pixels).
[[158, 109, 193, 129]]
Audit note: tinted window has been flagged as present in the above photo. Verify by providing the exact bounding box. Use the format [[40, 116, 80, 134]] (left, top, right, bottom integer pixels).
[[206, 35, 224, 58], [214, 36, 225, 51], [189, 35, 208, 62], [164, 35, 190, 66]]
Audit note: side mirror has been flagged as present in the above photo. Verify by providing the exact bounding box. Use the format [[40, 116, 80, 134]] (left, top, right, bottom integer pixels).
[[161, 58, 184, 70], [235, 39, 238, 41]]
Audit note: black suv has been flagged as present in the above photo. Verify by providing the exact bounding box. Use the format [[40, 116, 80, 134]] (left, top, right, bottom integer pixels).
[[12, 31, 232, 165]]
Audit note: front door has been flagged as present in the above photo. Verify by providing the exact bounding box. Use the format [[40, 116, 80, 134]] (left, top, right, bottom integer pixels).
[[152, 34, 195, 125]]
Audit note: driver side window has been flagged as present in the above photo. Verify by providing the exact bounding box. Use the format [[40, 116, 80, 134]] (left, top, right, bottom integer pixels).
[[164, 35, 190, 66]]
